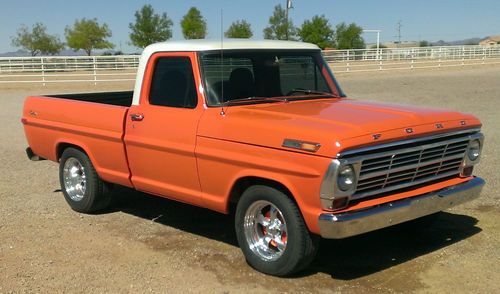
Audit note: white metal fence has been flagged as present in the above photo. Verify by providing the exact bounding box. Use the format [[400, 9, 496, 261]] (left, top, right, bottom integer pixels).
[[0, 55, 140, 85], [1, 45, 500, 85], [324, 45, 500, 72]]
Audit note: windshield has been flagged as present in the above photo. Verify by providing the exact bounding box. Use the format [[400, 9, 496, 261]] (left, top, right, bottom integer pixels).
[[200, 50, 344, 106]]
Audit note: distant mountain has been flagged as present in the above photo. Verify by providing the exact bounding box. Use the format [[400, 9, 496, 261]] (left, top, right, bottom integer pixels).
[[431, 37, 482, 46], [0, 49, 30, 57]]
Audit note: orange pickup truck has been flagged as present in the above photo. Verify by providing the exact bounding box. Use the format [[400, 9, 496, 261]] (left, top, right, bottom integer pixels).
[[22, 40, 485, 276]]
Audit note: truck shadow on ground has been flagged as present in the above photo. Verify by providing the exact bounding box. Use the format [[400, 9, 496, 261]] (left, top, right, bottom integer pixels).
[[308, 212, 480, 279], [108, 186, 481, 280]]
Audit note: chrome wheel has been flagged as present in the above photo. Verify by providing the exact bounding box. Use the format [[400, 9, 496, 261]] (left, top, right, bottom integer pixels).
[[63, 157, 87, 201], [244, 200, 288, 261]]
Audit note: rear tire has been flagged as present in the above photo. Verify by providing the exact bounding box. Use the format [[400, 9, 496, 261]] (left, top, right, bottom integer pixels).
[[235, 185, 318, 276], [59, 148, 112, 213]]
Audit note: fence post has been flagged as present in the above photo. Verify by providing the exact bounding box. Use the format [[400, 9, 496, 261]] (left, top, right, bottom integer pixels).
[[93, 56, 97, 86], [41, 57, 46, 86], [462, 46, 465, 66]]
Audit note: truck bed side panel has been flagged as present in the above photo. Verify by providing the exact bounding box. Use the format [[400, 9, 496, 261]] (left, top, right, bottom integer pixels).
[[23, 96, 132, 187]]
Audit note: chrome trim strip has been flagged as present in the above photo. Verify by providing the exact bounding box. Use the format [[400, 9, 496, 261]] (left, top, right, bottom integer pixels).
[[338, 128, 481, 158], [318, 177, 485, 239]]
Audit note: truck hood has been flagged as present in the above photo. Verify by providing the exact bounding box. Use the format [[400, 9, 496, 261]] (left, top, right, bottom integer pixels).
[[197, 98, 481, 158]]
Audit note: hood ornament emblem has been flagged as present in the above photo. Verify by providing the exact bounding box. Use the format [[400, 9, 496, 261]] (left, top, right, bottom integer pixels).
[[372, 133, 381, 140], [436, 123, 443, 129], [405, 128, 413, 134]]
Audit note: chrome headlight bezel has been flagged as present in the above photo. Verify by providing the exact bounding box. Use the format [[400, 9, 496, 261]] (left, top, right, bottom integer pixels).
[[320, 159, 361, 210], [467, 139, 481, 161], [460, 134, 484, 177], [337, 164, 356, 191]]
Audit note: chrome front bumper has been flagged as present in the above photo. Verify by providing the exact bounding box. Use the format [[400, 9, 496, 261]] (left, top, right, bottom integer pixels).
[[318, 177, 485, 239]]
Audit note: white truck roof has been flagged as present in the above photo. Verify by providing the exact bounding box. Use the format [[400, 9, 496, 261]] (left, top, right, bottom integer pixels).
[[132, 39, 320, 106], [144, 39, 320, 53]]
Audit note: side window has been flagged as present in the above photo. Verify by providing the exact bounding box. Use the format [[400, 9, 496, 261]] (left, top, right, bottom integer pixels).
[[149, 57, 197, 108]]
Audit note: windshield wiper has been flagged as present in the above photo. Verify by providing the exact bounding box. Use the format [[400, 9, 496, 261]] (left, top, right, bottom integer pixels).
[[221, 90, 339, 106], [285, 88, 338, 97], [223, 96, 287, 105]]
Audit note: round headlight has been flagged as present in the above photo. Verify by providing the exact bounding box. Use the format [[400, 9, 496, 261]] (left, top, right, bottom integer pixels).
[[337, 165, 355, 191], [468, 140, 481, 161]]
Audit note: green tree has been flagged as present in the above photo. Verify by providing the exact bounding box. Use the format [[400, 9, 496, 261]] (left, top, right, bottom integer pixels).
[[65, 18, 114, 56], [297, 15, 335, 49], [225, 20, 253, 39], [419, 40, 430, 47], [11, 23, 64, 56], [263, 4, 296, 40], [180, 7, 207, 39], [370, 44, 387, 49], [129, 4, 173, 48], [335, 22, 365, 49]]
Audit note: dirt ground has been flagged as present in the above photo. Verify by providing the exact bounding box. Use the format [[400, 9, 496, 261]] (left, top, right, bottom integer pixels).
[[1, 66, 499, 293]]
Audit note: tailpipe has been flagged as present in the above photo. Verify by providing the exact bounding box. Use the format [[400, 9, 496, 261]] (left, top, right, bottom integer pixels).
[[26, 147, 45, 161]]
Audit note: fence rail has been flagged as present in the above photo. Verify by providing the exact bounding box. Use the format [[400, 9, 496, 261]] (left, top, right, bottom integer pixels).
[[0, 55, 140, 85], [1, 45, 500, 85], [323, 44, 500, 72]]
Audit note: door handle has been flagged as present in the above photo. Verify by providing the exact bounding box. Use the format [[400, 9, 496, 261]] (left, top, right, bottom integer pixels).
[[130, 114, 144, 121]]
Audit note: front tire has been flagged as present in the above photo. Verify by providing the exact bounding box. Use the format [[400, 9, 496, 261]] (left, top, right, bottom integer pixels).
[[59, 148, 112, 213], [235, 185, 318, 276]]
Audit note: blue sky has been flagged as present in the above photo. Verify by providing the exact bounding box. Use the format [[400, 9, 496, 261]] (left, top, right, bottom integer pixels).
[[0, 0, 498, 53]]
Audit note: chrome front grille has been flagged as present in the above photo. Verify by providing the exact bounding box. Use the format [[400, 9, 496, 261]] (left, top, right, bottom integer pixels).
[[352, 135, 471, 200]]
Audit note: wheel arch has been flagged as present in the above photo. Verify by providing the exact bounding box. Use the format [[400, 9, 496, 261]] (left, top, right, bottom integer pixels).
[[56, 141, 104, 178], [55, 141, 100, 177], [227, 176, 299, 214], [56, 142, 88, 161]]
